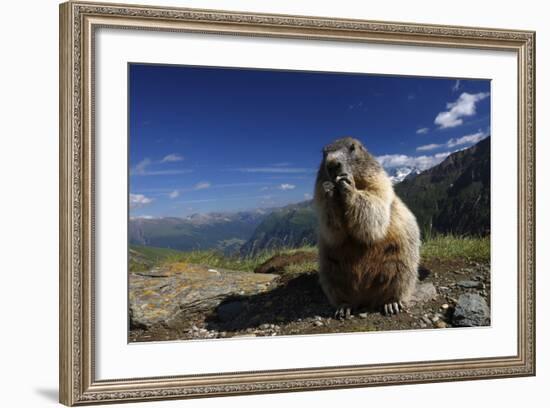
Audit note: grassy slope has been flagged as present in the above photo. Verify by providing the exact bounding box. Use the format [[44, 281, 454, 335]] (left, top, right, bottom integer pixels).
[[130, 235, 489, 273]]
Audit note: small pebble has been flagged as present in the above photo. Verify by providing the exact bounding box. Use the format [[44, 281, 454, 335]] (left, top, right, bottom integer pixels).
[[435, 321, 447, 329], [314, 321, 323, 327], [359, 312, 368, 319], [441, 303, 449, 310], [421, 316, 432, 325]]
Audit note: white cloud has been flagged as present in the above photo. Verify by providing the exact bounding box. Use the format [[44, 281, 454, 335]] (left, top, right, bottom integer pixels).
[[279, 184, 296, 191], [131, 157, 192, 176], [417, 130, 488, 152], [129, 193, 153, 208], [168, 190, 179, 199], [376, 152, 452, 171], [194, 181, 211, 190], [452, 79, 461, 92], [416, 143, 442, 152], [434, 92, 489, 129], [132, 158, 152, 175], [446, 131, 487, 147], [161, 153, 184, 163], [416, 127, 429, 134], [132, 169, 193, 176], [304, 193, 312, 199], [236, 167, 313, 174]]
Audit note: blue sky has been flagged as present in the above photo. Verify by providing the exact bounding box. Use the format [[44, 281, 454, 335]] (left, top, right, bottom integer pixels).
[[129, 63, 490, 217]]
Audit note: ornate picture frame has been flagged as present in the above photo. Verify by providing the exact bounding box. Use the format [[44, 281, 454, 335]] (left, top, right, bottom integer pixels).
[[59, 1, 535, 405]]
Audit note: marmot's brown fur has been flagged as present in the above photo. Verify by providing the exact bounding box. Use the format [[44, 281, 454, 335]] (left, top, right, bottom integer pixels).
[[314, 137, 420, 317]]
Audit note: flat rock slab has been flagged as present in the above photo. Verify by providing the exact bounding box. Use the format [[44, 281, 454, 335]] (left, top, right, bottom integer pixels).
[[129, 264, 279, 329]]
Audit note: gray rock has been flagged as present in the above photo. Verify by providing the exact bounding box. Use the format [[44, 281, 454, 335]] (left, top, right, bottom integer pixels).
[[129, 264, 278, 329], [457, 280, 484, 289], [409, 282, 437, 304], [452, 293, 490, 327]]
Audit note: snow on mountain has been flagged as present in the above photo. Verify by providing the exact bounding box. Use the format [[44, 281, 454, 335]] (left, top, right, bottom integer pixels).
[[386, 167, 422, 184]]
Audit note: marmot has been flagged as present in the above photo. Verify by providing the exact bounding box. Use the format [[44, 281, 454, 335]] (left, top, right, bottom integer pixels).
[[314, 137, 420, 318]]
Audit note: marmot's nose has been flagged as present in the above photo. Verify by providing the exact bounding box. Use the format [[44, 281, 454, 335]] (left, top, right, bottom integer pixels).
[[327, 160, 342, 174]]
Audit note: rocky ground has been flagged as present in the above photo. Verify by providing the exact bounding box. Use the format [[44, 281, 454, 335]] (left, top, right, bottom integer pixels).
[[129, 252, 490, 342]]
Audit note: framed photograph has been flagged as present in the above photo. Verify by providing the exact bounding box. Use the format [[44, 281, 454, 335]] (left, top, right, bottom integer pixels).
[[59, 1, 536, 405]]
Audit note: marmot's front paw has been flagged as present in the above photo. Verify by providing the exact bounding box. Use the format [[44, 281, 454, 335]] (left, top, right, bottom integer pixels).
[[335, 174, 355, 195], [322, 181, 336, 198], [383, 301, 405, 315]]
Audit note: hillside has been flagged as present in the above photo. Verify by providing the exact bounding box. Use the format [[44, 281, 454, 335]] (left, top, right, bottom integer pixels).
[[394, 136, 490, 236], [129, 245, 185, 272], [239, 201, 318, 256]]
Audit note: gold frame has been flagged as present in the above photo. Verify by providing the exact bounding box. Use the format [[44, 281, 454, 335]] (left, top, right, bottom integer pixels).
[[59, 1, 536, 405]]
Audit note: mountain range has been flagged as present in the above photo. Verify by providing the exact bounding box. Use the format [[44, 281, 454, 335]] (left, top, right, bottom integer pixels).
[[129, 137, 490, 255], [129, 210, 271, 254], [238, 200, 317, 256]]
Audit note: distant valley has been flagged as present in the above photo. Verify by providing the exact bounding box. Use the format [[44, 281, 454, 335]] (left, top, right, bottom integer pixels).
[[129, 210, 271, 255]]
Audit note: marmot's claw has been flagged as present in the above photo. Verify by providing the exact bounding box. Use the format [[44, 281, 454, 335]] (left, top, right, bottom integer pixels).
[[322, 181, 336, 196], [384, 302, 403, 315], [334, 306, 352, 320], [323, 181, 334, 193]]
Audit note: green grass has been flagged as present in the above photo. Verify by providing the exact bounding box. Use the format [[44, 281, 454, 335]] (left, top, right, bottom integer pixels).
[[130, 234, 489, 274], [130, 244, 317, 273], [129, 245, 190, 272], [130, 245, 186, 261], [284, 259, 318, 275], [421, 235, 490, 262], [163, 246, 316, 273]]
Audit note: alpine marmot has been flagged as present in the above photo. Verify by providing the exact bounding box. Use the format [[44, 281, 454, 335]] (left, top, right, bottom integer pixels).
[[314, 137, 420, 318]]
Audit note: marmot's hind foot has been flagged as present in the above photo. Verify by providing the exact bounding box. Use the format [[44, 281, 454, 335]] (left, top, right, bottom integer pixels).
[[334, 305, 352, 320], [383, 301, 405, 315]]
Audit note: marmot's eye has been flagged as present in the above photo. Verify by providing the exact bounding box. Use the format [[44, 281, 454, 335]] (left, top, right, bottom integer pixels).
[[349, 144, 356, 152]]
